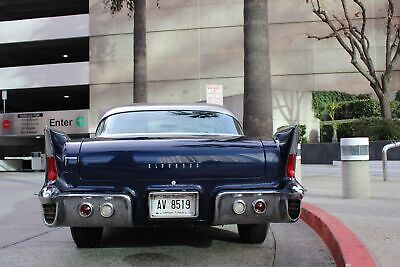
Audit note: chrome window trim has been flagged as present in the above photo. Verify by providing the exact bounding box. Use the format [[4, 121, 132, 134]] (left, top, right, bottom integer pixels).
[[101, 104, 238, 121], [96, 107, 244, 137], [99, 133, 243, 138]]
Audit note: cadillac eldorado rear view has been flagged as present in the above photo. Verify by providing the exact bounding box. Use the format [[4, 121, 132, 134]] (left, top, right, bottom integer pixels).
[[38, 104, 304, 247]]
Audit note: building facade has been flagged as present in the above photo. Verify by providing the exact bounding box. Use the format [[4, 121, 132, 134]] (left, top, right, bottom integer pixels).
[[0, 0, 398, 169]]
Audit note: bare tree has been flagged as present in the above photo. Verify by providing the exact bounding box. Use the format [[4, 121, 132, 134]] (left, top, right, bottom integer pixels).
[[307, 0, 400, 119], [243, 0, 273, 138], [104, 0, 148, 103]]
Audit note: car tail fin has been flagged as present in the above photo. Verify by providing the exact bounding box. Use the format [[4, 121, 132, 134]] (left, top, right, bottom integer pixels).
[[44, 127, 70, 183], [273, 126, 299, 179]]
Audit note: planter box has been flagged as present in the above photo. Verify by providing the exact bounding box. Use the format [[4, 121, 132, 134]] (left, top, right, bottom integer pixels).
[[302, 141, 400, 164]]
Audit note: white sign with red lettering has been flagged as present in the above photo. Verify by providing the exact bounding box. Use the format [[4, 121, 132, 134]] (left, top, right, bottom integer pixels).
[[206, 85, 223, 106]]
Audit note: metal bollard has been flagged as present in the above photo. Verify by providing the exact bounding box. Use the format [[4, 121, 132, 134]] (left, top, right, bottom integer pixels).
[[340, 138, 370, 199], [382, 142, 400, 182]]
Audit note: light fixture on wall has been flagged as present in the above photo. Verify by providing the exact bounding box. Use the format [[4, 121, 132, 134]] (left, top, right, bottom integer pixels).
[[64, 95, 70, 99], [62, 54, 69, 58]]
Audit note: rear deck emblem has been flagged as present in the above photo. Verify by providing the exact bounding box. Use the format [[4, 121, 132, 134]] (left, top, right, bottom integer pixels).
[[147, 163, 200, 169]]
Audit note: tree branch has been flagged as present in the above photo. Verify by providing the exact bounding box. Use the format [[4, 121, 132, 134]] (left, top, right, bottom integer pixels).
[[353, 0, 366, 36], [311, 2, 353, 55], [342, 0, 379, 85], [347, 33, 366, 63], [331, 12, 369, 49], [348, 36, 379, 88], [391, 27, 400, 52], [352, 0, 371, 53], [307, 27, 347, 40], [385, 0, 394, 75], [382, 0, 400, 84], [388, 28, 400, 80], [353, 27, 371, 50], [309, 0, 379, 88]]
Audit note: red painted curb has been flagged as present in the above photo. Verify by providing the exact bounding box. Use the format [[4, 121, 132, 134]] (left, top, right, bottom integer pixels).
[[301, 202, 377, 267]]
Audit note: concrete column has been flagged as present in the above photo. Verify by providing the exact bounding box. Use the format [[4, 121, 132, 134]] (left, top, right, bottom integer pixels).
[[89, 0, 134, 133], [342, 161, 370, 198], [340, 138, 370, 199]]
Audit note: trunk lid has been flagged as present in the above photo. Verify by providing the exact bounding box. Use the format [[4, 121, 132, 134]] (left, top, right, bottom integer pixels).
[[78, 137, 266, 182]]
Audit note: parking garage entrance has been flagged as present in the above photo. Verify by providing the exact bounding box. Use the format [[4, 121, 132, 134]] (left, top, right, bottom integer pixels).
[[0, 86, 89, 171], [0, 109, 89, 171]]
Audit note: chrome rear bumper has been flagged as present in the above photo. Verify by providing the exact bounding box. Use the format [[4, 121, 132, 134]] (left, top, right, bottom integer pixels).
[[212, 180, 304, 225], [38, 179, 304, 227], [38, 186, 133, 227]]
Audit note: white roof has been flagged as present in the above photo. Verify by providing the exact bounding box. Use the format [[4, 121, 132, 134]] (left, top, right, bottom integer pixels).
[[101, 103, 238, 121]]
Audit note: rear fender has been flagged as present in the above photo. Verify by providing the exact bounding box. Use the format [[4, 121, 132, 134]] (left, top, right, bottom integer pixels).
[[44, 127, 70, 182], [273, 126, 299, 178]]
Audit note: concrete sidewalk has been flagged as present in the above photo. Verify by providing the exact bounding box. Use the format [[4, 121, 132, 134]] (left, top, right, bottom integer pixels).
[[301, 162, 400, 267]]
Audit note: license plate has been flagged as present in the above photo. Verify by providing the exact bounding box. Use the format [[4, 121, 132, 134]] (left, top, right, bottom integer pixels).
[[148, 192, 199, 219]]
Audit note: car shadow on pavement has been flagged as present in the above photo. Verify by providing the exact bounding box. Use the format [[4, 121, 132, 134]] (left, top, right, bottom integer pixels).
[[101, 225, 240, 248]]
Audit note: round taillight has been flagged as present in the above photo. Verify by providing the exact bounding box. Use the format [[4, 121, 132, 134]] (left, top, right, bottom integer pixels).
[[253, 199, 267, 214], [100, 203, 114, 218], [232, 200, 246, 215], [79, 203, 93, 217]]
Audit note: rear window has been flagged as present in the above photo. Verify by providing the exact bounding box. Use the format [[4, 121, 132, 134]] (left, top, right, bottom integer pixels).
[[96, 110, 243, 136]]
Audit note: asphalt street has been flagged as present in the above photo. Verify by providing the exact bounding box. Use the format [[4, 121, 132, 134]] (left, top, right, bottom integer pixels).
[[0, 172, 334, 267]]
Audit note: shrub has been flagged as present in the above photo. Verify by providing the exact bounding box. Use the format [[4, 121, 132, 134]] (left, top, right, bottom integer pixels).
[[319, 99, 400, 120], [391, 101, 400, 118], [356, 93, 371, 100], [350, 118, 400, 141], [299, 124, 308, 144], [320, 124, 333, 143], [321, 118, 400, 142], [337, 122, 356, 140], [334, 99, 381, 120], [313, 91, 400, 121]]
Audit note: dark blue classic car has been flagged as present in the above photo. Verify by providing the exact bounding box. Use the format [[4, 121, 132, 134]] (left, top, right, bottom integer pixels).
[[38, 104, 304, 247]]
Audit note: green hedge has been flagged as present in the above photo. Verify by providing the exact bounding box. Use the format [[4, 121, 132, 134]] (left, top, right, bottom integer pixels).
[[321, 118, 400, 142], [313, 91, 400, 120], [334, 99, 381, 119], [391, 101, 400, 118], [334, 99, 400, 119]]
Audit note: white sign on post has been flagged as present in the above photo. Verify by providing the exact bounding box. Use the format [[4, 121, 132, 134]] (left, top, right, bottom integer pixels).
[[206, 85, 223, 106], [2, 91, 7, 100]]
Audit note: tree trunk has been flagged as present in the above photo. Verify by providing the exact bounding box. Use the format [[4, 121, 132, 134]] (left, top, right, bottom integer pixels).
[[332, 123, 338, 143], [377, 82, 392, 119], [243, 0, 273, 138], [133, 0, 147, 103], [380, 94, 392, 119]]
